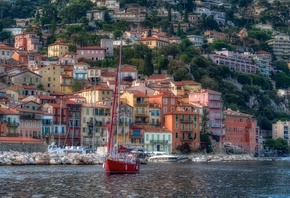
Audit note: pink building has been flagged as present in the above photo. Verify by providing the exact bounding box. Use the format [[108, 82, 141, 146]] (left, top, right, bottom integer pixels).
[[189, 89, 223, 136], [76, 46, 106, 61], [18, 108, 42, 139], [208, 50, 257, 74], [14, 32, 42, 52]]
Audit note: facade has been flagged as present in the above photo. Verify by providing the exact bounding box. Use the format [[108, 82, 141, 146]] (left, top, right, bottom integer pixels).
[[0, 43, 16, 60], [14, 32, 41, 52], [42, 112, 53, 144], [208, 50, 257, 74], [138, 37, 169, 49], [204, 30, 226, 43], [86, 10, 105, 21], [18, 108, 42, 139], [4, 70, 41, 87], [47, 41, 69, 58], [38, 64, 63, 93], [149, 91, 180, 126], [143, 127, 173, 153], [121, 91, 150, 128], [164, 111, 200, 152], [223, 109, 257, 154], [66, 100, 82, 146], [0, 108, 20, 137], [59, 52, 77, 66], [189, 89, 223, 136], [272, 120, 290, 144], [60, 66, 73, 94], [87, 67, 101, 82], [267, 33, 290, 62], [100, 39, 114, 57], [120, 64, 138, 80], [73, 62, 89, 80], [187, 35, 204, 47], [76, 46, 106, 61], [148, 103, 161, 128], [77, 85, 113, 103]]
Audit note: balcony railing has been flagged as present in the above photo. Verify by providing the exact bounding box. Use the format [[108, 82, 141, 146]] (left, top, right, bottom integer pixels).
[[53, 121, 66, 125], [6, 122, 20, 127], [150, 140, 168, 144], [20, 114, 41, 120], [180, 119, 193, 122], [87, 121, 104, 127]]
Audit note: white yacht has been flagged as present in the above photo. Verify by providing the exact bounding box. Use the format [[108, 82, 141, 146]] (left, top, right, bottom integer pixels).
[[47, 142, 86, 154], [147, 152, 188, 162]]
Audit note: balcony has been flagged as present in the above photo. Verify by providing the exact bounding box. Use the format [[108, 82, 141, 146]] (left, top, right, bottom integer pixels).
[[6, 122, 20, 127], [180, 119, 193, 122], [53, 121, 66, 125], [134, 101, 148, 106], [150, 140, 168, 144], [180, 128, 193, 132], [87, 121, 103, 127], [20, 114, 41, 120]]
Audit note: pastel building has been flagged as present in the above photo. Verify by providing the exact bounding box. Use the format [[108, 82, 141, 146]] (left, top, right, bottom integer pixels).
[[76, 46, 106, 61], [0, 43, 16, 60], [223, 109, 257, 154], [272, 120, 290, 144], [189, 89, 223, 136], [14, 32, 41, 52], [143, 127, 173, 153], [208, 50, 257, 74], [164, 111, 200, 152], [73, 62, 89, 80], [267, 33, 290, 62], [47, 41, 69, 58]]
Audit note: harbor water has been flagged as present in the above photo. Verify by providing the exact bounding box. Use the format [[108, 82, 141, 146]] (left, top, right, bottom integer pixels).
[[0, 160, 290, 198]]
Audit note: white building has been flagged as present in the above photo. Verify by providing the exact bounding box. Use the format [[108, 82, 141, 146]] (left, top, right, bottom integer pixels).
[[187, 35, 204, 47], [143, 127, 173, 153], [267, 33, 290, 62], [272, 120, 290, 144]]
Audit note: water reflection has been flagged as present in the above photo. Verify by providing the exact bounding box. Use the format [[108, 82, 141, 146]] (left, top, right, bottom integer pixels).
[[0, 161, 289, 197]]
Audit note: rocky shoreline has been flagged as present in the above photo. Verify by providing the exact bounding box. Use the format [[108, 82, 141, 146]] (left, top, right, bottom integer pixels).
[[0, 152, 288, 166], [0, 151, 106, 165]]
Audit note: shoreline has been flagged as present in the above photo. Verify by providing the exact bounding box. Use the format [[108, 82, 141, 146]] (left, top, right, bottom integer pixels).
[[0, 152, 289, 166]]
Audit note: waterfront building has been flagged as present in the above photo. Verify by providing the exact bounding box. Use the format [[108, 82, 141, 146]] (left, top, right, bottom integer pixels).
[[164, 110, 200, 152], [47, 41, 69, 58], [117, 103, 133, 146], [189, 89, 223, 137], [208, 50, 257, 74], [0, 107, 19, 137], [42, 111, 53, 144], [149, 91, 180, 127], [223, 109, 257, 154], [143, 127, 173, 153], [272, 120, 290, 144], [18, 108, 42, 139], [66, 99, 82, 146]]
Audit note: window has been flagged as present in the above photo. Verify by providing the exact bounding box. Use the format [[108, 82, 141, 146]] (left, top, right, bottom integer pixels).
[[86, 108, 89, 115], [24, 77, 26, 82], [175, 132, 178, 138], [171, 98, 175, 104], [163, 98, 168, 104], [146, 134, 149, 141]]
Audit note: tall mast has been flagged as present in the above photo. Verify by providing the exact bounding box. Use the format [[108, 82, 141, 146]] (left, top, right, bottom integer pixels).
[[107, 44, 121, 154], [58, 97, 62, 147]]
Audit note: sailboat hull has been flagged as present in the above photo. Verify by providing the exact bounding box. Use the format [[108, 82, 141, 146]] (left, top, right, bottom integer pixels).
[[104, 158, 140, 174]]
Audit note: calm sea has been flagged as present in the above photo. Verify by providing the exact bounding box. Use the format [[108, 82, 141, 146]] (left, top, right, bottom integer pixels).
[[0, 160, 290, 198]]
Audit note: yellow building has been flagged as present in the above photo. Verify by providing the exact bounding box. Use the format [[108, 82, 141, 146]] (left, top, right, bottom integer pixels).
[[121, 91, 150, 129], [60, 66, 73, 94], [77, 85, 113, 103], [170, 80, 202, 96], [138, 37, 169, 49], [48, 41, 69, 58], [37, 64, 63, 93], [81, 103, 111, 148]]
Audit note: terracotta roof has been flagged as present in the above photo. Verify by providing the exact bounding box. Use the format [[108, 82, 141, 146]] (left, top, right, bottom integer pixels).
[[0, 43, 16, 50], [0, 137, 45, 144], [39, 96, 56, 100], [192, 89, 221, 95], [64, 99, 82, 105], [17, 107, 42, 113], [147, 74, 167, 80], [23, 85, 36, 89], [101, 72, 116, 77], [121, 64, 137, 72], [0, 108, 19, 115], [48, 41, 69, 47], [126, 91, 149, 98], [181, 80, 201, 85]]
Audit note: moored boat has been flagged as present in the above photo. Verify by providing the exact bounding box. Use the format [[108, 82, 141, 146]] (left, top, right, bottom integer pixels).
[[147, 152, 188, 162], [103, 44, 140, 174]]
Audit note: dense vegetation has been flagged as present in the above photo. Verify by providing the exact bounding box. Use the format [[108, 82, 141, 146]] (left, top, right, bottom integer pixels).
[[1, 0, 290, 132]]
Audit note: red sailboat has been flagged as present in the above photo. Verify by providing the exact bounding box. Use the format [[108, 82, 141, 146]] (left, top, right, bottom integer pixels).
[[103, 44, 140, 174]]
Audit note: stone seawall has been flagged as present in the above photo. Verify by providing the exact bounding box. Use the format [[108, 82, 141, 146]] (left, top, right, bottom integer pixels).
[[0, 143, 47, 153], [0, 151, 105, 165]]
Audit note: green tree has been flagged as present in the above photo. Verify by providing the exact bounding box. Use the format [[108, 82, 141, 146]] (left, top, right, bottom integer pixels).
[[113, 29, 123, 39], [173, 68, 192, 81], [143, 51, 154, 76], [176, 23, 182, 36], [72, 79, 87, 92], [167, 5, 172, 21]]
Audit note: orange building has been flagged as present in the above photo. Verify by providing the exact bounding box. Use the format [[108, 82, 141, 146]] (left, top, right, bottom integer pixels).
[[149, 91, 180, 126], [164, 111, 200, 152], [223, 109, 257, 154]]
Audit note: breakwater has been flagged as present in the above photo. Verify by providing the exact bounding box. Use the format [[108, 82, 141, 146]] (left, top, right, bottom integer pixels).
[[0, 151, 105, 165], [0, 152, 286, 166]]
